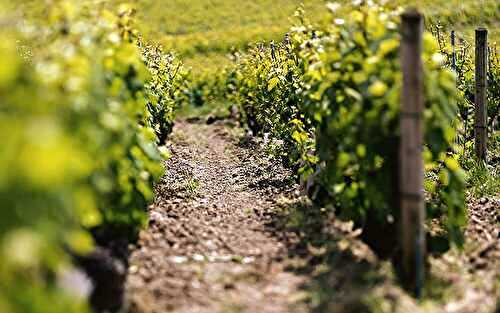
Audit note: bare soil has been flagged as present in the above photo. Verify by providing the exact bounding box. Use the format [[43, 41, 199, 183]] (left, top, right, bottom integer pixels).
[[427, 197, 499, 313], [125, 120, 308, 313], [123, 119, 499, 313]]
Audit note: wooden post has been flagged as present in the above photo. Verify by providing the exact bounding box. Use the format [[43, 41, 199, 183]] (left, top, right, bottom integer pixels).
[[451, 30, 456, 72], [475, 28, 488, 161], [451, 30, 463, 146], [400, 9, 425, 297]]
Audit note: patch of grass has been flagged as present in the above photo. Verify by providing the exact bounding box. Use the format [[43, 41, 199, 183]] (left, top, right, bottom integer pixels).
[[185, 177, 200, 195], [465, 162, 500, 198], [137, 0, 499, 74], [459, 131, 500, 199]]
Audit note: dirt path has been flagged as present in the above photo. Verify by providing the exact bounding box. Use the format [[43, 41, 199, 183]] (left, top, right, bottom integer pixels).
[[122, 119, 499, 313], [125, 120, 309, 313]]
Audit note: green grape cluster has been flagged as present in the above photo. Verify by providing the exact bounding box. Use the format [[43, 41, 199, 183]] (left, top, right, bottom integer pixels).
[[0, 1, 182, 311]]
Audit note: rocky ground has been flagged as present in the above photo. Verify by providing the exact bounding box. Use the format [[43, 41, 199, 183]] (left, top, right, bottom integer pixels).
[[122, 119, 499, 313]]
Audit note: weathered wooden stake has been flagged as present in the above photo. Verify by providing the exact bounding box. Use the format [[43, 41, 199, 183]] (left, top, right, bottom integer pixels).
[[474, 28, 488, 161], [400, 9, 425, 297], [451, 30, 462, 146], [451, 30, 456, 72]]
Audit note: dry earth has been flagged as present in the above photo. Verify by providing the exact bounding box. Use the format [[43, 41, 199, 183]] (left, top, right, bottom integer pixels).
[[125, 120, 309, 313], [122, 119, 499, 313]]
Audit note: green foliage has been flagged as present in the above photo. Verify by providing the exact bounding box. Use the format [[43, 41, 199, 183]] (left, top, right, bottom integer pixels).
[[136, 0, 331, 62], [465, 161, 500, 198], [183, 68, 233, 108], [459, 131, 500, 198], [431, 25, 500, 147], [224, 2, 466, 250], [430, 23, 500, 203], [0, 0, 496, 310], [141, 42, 188, 143], [0, 1, 182, 311], [135, 0, 499, 75], [301, 5, 466, 246], [227, 36, 313, 167]]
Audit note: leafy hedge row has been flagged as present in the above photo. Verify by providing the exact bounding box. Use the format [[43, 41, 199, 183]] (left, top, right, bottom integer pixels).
[[0, 1, 182, 312], [221, 3, 466, 253]]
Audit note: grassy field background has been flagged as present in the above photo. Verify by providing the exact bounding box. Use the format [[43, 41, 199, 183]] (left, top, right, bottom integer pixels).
[[136, 0, 499, 73]]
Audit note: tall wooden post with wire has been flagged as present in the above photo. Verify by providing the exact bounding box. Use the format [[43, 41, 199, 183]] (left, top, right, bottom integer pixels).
[[400, 9, 425, 297], [474, 28, 488, 161]]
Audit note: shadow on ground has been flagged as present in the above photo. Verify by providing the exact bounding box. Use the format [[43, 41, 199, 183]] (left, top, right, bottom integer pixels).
[[265, 197, 417, 313]]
